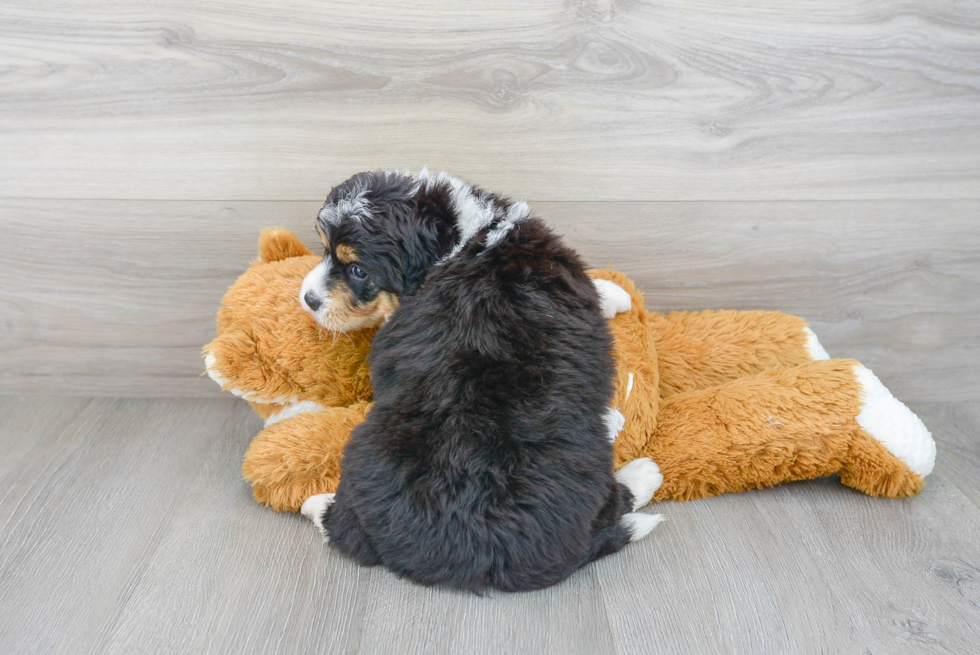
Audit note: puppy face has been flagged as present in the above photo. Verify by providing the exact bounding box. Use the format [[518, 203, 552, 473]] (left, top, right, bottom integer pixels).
[[300, 172, 418, 332]]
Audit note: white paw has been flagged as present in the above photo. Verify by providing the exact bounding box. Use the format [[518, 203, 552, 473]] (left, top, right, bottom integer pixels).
[[300, 493, 336, 538], [593, 279, 632, 319], [621, 512, 666, 542], [803, 327, 830, 360], [854, 365, 936, 476], [615, 457, 664, 509], [604, 407, 626, 443]]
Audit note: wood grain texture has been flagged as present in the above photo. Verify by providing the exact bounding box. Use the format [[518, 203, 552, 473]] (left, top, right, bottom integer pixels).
[[763, 475, 980, 653], [918, 402, 980, 509], [595, 486, 853, 653], [597, 474, 980, 654], [1, 397, 978, 654], [1, 198, 976, 401], [95, 410, 373, 655], [0, 1, 978, 201], [357, 565, 618, 655], [0, 397, 250, 655]]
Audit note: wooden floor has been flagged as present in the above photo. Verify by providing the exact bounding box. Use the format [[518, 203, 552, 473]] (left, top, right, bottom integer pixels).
[[1, 1, 979, 653], [0, 396, 978, 654]]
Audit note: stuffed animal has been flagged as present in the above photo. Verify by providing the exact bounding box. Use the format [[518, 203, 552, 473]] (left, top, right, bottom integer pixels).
[[204, 228, 936, 512]]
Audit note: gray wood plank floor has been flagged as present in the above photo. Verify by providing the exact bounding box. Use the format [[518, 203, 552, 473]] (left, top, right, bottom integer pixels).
[[1, 396, 978, 654]]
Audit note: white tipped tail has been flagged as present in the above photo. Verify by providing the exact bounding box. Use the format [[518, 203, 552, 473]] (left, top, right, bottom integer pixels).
[[621, 513, 666, 542], [300, 493, 336, 540]]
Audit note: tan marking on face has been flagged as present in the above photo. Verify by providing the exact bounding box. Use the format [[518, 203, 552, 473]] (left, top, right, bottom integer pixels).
[[318, 284, 400, 332], [375, 291, 401, 323], [336, 243, 357, 264], [316, 223, 329, 250]]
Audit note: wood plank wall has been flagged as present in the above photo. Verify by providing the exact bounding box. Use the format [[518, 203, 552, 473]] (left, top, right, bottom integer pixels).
[[1, 1, 978, 399]]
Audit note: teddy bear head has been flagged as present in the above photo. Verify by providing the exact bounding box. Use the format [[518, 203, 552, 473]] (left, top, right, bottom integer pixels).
[[203, 228, 376, 423], [204, 228, 661, 467]]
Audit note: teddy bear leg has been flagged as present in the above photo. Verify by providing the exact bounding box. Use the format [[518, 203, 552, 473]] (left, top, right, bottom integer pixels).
[[642, 360, 934, 502], [650, 309, 831, 397], [838, 365, 934, 497], [242, 403, 370, 512], [838, 429, 926, 497]]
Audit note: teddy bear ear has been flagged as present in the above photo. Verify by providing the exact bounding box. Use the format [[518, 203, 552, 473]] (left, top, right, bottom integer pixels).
[[257, 228, 314, 262]]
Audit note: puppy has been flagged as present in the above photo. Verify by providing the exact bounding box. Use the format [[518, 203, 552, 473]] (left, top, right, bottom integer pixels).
[[299, 170, 664, 592]]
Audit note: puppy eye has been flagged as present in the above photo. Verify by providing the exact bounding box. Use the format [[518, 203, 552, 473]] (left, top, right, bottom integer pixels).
[[349, 264, 367, 280]]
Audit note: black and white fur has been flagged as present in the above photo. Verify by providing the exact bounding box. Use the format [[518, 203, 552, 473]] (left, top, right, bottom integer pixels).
[[300, 170, 664, 592]]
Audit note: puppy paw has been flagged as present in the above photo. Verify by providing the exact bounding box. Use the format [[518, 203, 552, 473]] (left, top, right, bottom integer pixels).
[[593, 279, 632, 319], [604, 407, 626, 443], [300, 493, 335, 538], [621, 512, 666, 542], [615, 457, 663, 509]]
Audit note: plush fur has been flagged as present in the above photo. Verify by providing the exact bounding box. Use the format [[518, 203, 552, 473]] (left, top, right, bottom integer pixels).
[[297, 171, 662, 592], [205, 231, 935, 516]]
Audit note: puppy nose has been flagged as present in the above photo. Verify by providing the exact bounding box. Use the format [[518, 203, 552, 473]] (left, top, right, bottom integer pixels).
[[304, 291, 322, 311]]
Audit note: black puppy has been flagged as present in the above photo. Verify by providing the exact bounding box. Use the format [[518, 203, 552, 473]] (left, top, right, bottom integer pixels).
[[300, 170, 663, 592]]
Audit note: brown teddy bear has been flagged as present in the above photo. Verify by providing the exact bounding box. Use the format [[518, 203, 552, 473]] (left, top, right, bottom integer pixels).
[[204, 228, 935, 513]]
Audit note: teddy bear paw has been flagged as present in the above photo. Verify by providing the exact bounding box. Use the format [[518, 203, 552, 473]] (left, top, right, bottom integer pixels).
[[803, 327, 830, 360], [300, 493, 336, 539], [853, 364, 936, 477], [593, 279, 632, 319], [621, 512, 666, 542], [615, 457, 664, 509]]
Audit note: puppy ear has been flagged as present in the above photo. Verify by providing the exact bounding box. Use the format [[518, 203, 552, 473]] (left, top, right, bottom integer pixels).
[[257, 228, 313, 262], [398, 229, 443, 296], [395, 190, 458, 295]]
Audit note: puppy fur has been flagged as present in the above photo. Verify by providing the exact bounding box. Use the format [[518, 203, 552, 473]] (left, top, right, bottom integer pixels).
[[301, 170, 657, 592]]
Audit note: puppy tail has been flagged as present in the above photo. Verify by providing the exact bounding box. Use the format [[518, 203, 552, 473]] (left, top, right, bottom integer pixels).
[[578, 522, 632, 569], [577, 512, 665, 571], [300, 493, 335, 541]]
